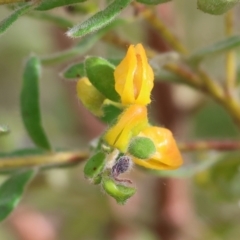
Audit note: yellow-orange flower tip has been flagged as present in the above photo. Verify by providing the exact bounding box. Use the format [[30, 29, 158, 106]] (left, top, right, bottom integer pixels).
[[114, 44, 154, 105], [104, 105, 149, 153], [132, 127, 183, 170]]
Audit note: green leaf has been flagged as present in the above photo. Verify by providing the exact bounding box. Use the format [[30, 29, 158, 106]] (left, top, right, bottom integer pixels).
[[189, 36, 240, 64], [0, 170, 36, 222], [41, 20, 124, 65], [197, 0, 240, 15], [84, 151, 106, 183], [62, 62, 85, 79], [137, 0, 171, 5], [85, 57, 120, 101], [21, 56, 51, 150], [0, 2, 33, 36], [100, 104, 122, 124], [36, 0, 87, 11], [66, 0, 131, 38], [62, 57, 122, 79]]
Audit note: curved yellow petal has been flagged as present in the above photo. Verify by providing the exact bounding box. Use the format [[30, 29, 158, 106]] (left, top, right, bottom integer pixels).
[[134, 44, 154, 104], [132, 127, 183, 170], [104, 105, 148, 152], [114, 44, 154, 105], [114, 45, 136, 104], [77, 77, 105, 116]]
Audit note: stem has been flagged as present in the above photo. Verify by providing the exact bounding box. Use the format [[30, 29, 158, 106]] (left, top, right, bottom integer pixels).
[[163, 63, 203, 89], [103, 32, 240, 129], [225, 10, 236, 91], [133, 3, 188, 55], [179, 140, 240, 152], [0, 151, 89, 172]]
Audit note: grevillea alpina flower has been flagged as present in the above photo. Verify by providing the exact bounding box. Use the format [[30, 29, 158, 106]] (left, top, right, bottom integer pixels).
[[104, 105, 148, 152], [132, 127, 183, 170], [114, 44, 154, 105]]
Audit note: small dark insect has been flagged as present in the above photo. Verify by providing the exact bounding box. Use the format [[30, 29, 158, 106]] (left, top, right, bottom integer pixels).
[[111, 156, 132, 184]]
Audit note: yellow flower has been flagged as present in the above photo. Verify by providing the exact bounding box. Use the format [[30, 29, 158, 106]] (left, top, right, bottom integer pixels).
[[132, 127, 183, 170], [114, 44, 154, 105], [76, 77, 105, 116], [104, 105, 149, 152]]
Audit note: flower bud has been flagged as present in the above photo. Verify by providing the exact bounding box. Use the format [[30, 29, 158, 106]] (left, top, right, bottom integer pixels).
[[102, 177, 136, 204], [128, 136, 156, 159], [77, 77, 105, 116], [132, 127, 183, 170], [114, 44, 154, 105], [104, 105, 148, 152]]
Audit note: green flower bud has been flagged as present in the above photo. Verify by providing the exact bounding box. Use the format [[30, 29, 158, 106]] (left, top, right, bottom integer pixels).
[[84, 151, 106, 183], [128, 137, 156, 159], [197, 0, 240, 15], [102, 177, 136, 204]]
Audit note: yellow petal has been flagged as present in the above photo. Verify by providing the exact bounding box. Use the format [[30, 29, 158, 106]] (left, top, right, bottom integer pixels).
[[76, 77, 105, 116], [104, 105, 148, 152], [132, 127, 183, 170], [114, 44, 154, 105], [114, 45, 136, 104], [134, 44, 154, 104]]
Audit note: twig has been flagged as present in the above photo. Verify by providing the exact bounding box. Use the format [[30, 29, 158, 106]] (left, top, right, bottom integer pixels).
[[133, 3, 188, 55], [178, 140, 240, 152], [0, 151, 89, 172], [225, 10, 236, 92]]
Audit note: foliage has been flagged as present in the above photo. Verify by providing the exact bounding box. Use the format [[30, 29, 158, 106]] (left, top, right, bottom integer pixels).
[[0, 1, 240, 239]]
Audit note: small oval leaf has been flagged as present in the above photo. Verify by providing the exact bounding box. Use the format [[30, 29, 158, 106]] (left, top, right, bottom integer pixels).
[[36, 0, 87, 11], [85, 57, 120, 101], [21, 56, 51, 150], [101, 104, 123, 124], [0, 170, 36, 222], [197, 0, 240, 15], [84, 151, 106, 180], [0, 2, 33, 36], [189, 36, 240, 64], [63, 62, 85, 79], [67, 0, 131, 38]]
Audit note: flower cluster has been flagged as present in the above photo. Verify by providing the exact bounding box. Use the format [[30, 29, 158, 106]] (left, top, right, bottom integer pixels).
[[103, 44, 183, 170], [76, 43, 183, 204]]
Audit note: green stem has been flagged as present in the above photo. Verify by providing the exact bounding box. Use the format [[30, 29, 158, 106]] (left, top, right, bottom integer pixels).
[[0, 151, 89, 172], [179, 140, 240, 152], [225, 10, 236, 92]]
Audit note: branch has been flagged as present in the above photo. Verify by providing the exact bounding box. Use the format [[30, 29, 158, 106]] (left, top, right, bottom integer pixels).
[[132, 2, 188, 55], [0, 151, 89, 172], [225, 10, 236, 92], [178, 140, 240, 152]]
